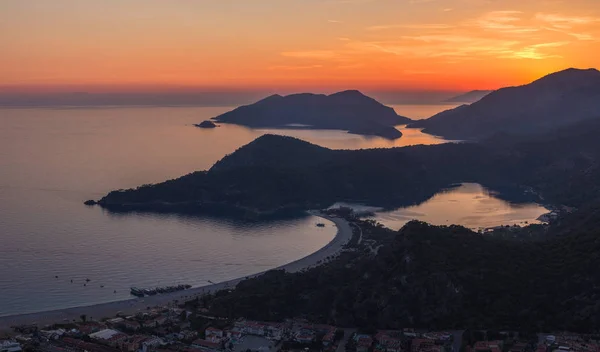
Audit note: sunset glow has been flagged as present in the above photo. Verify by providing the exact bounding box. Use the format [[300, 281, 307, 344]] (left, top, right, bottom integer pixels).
[[2, 0, 599, 92]]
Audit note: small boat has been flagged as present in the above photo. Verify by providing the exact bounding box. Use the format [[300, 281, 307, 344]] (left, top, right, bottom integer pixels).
[[130, 287, 144, 297]]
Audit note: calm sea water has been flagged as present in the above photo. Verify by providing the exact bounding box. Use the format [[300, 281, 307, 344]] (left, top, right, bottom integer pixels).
[[0, 104, 542, 316], [332, 183, 549, 231]]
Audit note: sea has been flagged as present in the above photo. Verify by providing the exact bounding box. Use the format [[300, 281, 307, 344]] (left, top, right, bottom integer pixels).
[[0, 104, 548, 316]]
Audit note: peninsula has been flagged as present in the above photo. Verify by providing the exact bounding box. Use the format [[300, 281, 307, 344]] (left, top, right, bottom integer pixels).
[[209, 90, 412, 139], [91, 117, 600, 218]]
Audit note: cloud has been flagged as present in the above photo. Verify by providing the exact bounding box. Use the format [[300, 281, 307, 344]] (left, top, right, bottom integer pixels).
[[535, 13, 599, 28], [367, 23, 454, 31], [328, 19, 343, 23], [535, 13, 599, 40], [281, 51, 337, 59], [269, 65, 324, 71], [277, 8, 598, 66]]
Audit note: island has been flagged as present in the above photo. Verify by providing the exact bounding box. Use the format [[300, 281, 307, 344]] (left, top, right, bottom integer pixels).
[[208, 90, 412, 140], [195, 120, 218, 128]]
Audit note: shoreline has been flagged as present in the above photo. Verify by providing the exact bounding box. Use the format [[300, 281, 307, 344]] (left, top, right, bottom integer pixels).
[[0, 212, 352, 334]]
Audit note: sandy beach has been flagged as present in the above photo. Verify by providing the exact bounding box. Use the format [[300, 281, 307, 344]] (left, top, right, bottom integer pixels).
[[0, 213, 351, 334]]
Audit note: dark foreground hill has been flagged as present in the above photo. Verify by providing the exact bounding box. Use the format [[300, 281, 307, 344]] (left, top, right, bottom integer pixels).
[[205, 212, 600, 332], [95, 118, 600, 217], [410, 68, 600, 140], [209, 90, 412, 139]]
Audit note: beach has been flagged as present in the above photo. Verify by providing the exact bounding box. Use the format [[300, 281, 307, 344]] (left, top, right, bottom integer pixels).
[[0, 213, 352, 334]]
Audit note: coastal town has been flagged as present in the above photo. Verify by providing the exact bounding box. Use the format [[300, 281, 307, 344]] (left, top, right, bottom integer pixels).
[[3, 302, 597, 352]]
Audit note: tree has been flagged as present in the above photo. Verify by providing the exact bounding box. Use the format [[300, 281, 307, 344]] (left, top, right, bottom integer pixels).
[[80, 314, 87, 323]]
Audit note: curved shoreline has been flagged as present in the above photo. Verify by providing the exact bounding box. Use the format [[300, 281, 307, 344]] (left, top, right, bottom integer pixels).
[[0, 213, 351, 333]]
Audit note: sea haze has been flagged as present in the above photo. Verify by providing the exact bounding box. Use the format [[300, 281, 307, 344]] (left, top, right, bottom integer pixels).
[[0, 104, 538, 316]]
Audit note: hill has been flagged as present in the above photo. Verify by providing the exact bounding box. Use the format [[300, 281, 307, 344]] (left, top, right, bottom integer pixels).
[[95, 118, 600, 217], [444, 90, 492, 103], [205, 212, 600, 332], [409, 68, 600, 140], [210, 90, 412, 139]]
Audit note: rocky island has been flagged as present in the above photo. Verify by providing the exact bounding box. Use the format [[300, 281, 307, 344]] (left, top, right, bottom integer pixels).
[[208, 90, 412, 140], [196, 120, 218, 128]]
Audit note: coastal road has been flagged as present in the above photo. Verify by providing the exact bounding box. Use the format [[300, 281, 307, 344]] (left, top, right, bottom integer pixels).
[[336, 328, 356, 352], [0, 213, 352, 334]]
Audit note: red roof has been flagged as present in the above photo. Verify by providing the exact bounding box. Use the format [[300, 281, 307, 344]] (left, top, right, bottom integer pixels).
[[358, 337, 374, 347], [192, 339, 221, 349]]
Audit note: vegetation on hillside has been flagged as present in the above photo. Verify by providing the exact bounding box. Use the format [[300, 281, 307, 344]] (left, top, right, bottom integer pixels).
[[204, 210, 600, 332]]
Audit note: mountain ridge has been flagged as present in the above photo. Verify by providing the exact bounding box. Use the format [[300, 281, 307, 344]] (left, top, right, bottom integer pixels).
[[209, 90, 412, 140], [409, 68, 600, 140], [444, 90, 492, 103]]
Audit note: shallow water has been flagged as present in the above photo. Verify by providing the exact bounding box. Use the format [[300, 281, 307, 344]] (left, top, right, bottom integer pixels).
[[331, 183, 549, 231]]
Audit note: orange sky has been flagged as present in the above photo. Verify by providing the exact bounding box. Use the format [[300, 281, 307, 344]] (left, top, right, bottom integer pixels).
[[1, 0, 599, 92]]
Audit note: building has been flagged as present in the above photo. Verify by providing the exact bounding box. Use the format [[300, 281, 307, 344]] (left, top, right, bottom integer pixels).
[[0, 341, 22, 352], [295, 331, 316, 344], [206, 328, 223, 338], [375, 331, 403, 352], [192, 339, 221, 352], [226, 328, 243, 344], [469, 341, 503, 352], [89, 329, 128, 348], [78, 322, 108, 335], [234, 320, 285, 340], [124, 321, 141, 331], [123, 335, 150, 352], [141, 337, 164, 352], [355, 335, 374, 352], [205, 328, 224, 343]]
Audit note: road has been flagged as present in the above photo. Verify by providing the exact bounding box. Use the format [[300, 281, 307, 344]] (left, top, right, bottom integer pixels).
[[336, 328, 356, 352]]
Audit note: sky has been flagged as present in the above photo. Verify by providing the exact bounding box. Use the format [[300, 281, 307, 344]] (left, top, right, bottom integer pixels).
[[1, 0, 599, 93]]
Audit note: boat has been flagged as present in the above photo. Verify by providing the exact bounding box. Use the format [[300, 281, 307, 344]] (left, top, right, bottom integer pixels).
[[130, 287, 144, 297], [129, 283, 192, 297]]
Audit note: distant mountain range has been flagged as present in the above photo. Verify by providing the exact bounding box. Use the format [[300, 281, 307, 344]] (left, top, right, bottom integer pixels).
[[210, 90, 412, 139], [444, 90, 492, 103], [410, 68, 600, 140]]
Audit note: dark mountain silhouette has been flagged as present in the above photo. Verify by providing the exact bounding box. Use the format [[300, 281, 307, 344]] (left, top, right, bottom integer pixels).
[[210, 90, 412, 139], [444, 90, 492, 103], [409, 68, 600, 140], [196, 120, 217, 128], [94, 117, 600, 218]]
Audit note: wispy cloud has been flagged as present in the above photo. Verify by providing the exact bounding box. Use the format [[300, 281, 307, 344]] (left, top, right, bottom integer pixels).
[[276, 8, 598, 68], [281, 51, 337, 59], [535, 13, 599, 28], [269, 65, 324, 71], [367, 23, 454, 31]]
